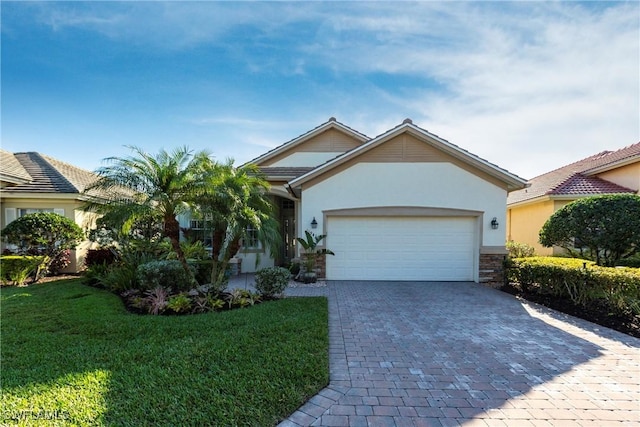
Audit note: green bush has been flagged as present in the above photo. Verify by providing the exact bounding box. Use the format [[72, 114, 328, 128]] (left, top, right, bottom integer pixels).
[[189, 259, 214, 285], [254, 266, 291, 298], [136, 260, 196, 292], [0, 255, 48, 286], [506, 240, 535, 258], [506, 256, 640, 315], [616, 254, 640, 268], [167, 294, 192, 313], [1, 212, 84, 275]]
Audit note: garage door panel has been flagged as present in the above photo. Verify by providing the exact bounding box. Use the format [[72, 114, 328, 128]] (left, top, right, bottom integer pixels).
[[326, 216, 476, 281]]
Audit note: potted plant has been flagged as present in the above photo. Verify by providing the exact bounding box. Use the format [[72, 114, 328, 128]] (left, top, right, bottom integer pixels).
[[296, 230, 334, 283]]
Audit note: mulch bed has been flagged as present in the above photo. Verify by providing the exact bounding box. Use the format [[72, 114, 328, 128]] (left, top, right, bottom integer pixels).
[[500, 283, 640, 339]]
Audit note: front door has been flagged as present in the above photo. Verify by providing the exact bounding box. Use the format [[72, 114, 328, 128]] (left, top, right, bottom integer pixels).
[[278, 198, 296, 266]]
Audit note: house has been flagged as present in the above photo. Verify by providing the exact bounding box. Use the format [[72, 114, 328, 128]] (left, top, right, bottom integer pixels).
[[507, 142, 640, 255], [0, 150, 102, 272], [215, 118, 527, 284]]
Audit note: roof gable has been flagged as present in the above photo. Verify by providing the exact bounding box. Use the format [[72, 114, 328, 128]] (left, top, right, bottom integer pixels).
[[289, 119, 527, 192], [508, 142, 640, 205], [246, 117, 369, 167]]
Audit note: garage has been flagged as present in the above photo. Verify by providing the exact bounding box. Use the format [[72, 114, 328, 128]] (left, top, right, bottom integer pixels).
[[326, 216, 477, 281]]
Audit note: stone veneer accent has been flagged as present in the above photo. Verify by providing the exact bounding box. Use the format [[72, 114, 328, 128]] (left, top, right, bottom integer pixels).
[[479, 253, 506, 288], [316, 254, 327, 279]]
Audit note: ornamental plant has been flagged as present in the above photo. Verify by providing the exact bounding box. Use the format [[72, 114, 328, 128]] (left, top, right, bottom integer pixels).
[[254, 266, 291, 298], [136, 260, 197, 292], [539, 194, 640, 266], [1, 212, 84, 276]]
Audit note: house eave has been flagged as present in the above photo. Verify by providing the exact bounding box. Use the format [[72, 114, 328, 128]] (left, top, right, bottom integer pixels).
[[583, 155, 640, 176], [0, 192, 91, 202], [507, 195, 552, 209], [0, 175, 32, 185]]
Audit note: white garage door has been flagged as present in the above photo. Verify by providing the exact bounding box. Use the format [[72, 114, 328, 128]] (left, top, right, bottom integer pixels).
[[326, 216, 476, 281]]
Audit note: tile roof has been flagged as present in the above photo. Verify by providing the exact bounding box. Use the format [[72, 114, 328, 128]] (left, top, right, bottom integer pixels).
[[0, 152, 101, 197], [550, 173, 636, 196], [508, 142, 640, 205], [0, 149, 32, 183]]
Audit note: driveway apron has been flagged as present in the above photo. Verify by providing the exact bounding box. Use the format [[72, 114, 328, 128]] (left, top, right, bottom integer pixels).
[[279, 281, 640, 427]]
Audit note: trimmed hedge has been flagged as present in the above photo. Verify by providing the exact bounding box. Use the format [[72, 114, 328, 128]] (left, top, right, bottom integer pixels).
[[0, 255, 48, 286], [506, 257, 640, 316], [254, 266, 291, 298]]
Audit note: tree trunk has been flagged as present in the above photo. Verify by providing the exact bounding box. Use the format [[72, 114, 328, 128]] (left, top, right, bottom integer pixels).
[[164, 214, 192, 277]]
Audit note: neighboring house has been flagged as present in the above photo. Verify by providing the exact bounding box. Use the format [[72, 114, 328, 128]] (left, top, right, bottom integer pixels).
[[0, 150, 102, 272], [190, 118, 527, 284], [507, 142, 640, 255]]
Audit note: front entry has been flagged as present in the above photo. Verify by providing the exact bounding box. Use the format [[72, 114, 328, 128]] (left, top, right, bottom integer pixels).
[[276, 197, 296, 267]]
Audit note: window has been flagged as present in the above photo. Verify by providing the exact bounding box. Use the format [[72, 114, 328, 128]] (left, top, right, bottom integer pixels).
[[4, 208, 64, 227], [243, 227, 261, 250], [19, 208, 56, 217], [187, 220, 213, 248]]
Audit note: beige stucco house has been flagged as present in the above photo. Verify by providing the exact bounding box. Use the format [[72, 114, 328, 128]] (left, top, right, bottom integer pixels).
[[204, 118, 527, 284], [507, 142, 640, 255], [0, 150, 101, 272]]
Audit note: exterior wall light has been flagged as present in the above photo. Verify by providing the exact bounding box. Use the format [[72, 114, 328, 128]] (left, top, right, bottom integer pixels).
[[311, 217, 318, 229], [491, 217, 499, 230]]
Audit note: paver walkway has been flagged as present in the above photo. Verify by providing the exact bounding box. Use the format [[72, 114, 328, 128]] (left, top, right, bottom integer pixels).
[[275, 281, 639, 427]]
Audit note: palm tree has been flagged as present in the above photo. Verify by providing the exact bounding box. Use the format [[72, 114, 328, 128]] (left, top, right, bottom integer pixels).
[[84, 146, 213, 276], [193, 160, 281, 291]]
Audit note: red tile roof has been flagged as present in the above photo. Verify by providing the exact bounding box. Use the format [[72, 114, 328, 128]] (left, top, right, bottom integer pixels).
[[508, 142, 639, 205], [549, 173, 635, 196]]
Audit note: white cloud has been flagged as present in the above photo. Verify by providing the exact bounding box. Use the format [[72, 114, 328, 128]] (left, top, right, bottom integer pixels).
[[9, 2, 639, 179]]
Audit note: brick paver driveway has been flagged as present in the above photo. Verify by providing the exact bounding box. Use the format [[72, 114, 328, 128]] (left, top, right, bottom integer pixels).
[[278, 281, 640, 427]]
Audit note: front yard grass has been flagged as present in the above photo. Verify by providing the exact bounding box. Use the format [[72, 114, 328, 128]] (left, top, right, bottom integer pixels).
[[1, 279, 329, 426]]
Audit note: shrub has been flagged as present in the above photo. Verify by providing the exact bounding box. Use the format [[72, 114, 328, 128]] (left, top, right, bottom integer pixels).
[[506, 256, 640, 315], [539, 194, 640, 266], [506, 241, 535, 258], [616, 254, 640, 268], [136, 260, 196, 292], [99, 264, 140, 293], [85, 249, 117, 267], [144, 286, 169, 315], [226, 289, 260, 309], [167, 294, 192, 313], [254, 266, 291, 298], [1, 212, 84, 274], [189, 259, 214, 285], [289, 260, 301, 277], [0, 255, 48, 286], [48, 249, 71, 274]]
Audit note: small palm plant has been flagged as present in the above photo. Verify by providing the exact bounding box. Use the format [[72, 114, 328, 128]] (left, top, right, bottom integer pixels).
[[296, 230, 334, 283]]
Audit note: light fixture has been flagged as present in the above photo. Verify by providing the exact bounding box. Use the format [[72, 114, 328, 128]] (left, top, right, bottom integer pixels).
[[311, 217, 318, 229], [490, 217, 499, 230]]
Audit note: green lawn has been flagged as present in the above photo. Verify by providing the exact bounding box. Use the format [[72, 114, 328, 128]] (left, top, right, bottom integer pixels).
[[1, 279, 329, 426]]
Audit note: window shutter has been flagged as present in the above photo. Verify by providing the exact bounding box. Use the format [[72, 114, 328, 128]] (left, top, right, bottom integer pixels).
[[4, 208, 17, 226]]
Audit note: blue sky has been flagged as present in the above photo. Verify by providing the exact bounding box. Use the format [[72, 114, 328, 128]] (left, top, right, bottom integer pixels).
[[2, 1, 638, 179]]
